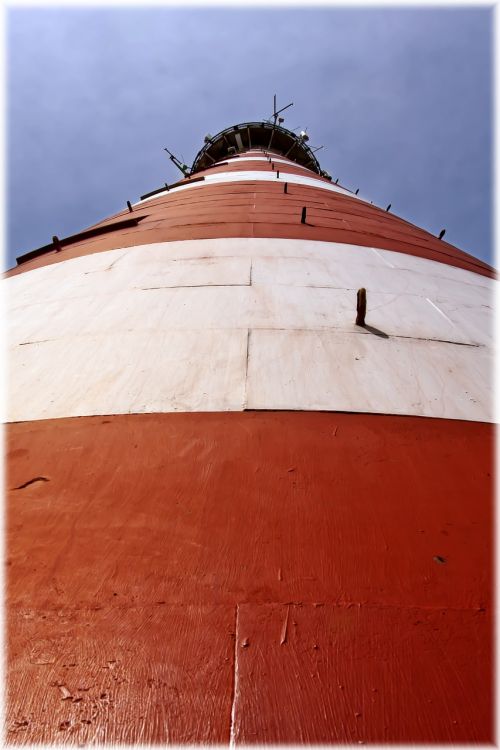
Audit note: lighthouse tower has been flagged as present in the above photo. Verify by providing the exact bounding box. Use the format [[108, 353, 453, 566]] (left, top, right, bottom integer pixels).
[[6, 117, 494, 744]]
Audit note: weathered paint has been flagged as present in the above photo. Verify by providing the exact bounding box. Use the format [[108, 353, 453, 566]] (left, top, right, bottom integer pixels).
[[8, 605, 235, 744], [246, 328, 491, 419], [6, 411, 493, 743], [232, 602, 491, 743], [6, 238, 494, 423]]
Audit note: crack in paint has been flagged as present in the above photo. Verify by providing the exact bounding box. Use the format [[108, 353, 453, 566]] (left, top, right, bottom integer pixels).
[[13, 476, 49, 490], [8, 598, 489, 618], [139, 283, 250, 290], [280, 604, 290, 645], [426, 297, 454, 325], [229, 604, 239, 746], [83, 251, 128, 274], [19, 340, 51, 346], [252, 326, 483, 348], [242, 330, 252, 410], [371, 247, 395, 268]]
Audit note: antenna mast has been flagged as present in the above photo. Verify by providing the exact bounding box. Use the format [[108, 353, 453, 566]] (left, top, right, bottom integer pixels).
[[163, 146, 190, 177]]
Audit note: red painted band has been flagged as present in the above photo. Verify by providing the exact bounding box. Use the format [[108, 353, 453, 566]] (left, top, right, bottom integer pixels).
[[7, 411, 492, 743], [7, 181, 494, 279]]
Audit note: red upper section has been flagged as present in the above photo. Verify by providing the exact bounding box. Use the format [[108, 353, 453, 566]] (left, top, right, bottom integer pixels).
[[7, 151, 494, 279]]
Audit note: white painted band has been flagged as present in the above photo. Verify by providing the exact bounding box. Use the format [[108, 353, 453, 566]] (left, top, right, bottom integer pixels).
[[135, 170, 356, 206], [223, 156, 306, 167], [6, 238, 493, 424]]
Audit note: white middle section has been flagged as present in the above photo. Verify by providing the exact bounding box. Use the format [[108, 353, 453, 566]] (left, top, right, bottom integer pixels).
[[6, 238, 494, 423], [224, 156, 308, 166]]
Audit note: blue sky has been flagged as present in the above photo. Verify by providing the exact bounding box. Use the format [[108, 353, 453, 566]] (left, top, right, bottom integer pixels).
[[6, 6, 493, 269]]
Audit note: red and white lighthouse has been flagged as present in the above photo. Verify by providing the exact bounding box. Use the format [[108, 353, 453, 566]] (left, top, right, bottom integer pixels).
[[6, 118, 494, 743]]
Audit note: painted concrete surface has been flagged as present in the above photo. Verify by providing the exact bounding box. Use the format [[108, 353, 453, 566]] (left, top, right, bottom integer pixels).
[[232, 602, 490, 743], [8, 328, 248, 420], [6, 272, 489, 346], [6, 238, 493, 423], [6, 411, 493, 743], [245, 328, 491, 420], [8, 604, 235, 744]]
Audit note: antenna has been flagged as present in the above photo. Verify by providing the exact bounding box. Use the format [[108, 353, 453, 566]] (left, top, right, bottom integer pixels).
[[268, 95, 294, 126], [163, 146, 190, 177]]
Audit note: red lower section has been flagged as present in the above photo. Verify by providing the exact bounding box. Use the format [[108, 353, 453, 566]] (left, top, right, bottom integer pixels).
[[6, 411, 493, 743]]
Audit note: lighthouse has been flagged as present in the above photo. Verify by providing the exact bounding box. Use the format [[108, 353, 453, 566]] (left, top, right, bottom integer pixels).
[[5, 116, 494, 744]]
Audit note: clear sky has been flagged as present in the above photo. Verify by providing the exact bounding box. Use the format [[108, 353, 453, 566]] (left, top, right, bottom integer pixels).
[[6, 5, 493, 269]]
